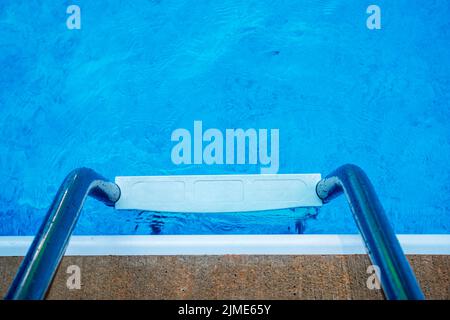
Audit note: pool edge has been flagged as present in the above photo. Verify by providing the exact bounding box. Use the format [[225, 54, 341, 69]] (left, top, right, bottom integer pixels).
[[0, 234, 449, 256]]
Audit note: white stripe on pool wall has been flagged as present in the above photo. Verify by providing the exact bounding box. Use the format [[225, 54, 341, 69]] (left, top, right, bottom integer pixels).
[[0, 235, 449, 256]]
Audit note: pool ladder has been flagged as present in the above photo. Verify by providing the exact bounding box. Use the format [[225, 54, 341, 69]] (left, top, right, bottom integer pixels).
[[4, 164, 425, 300]]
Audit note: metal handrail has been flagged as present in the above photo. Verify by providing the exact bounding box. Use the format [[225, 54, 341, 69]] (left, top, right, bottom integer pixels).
[[5, 168, 120, 300], [316, 164, 424, 300]]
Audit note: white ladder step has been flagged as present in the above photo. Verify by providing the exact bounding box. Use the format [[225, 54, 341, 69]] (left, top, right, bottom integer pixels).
[[114, 174, 322, 212]]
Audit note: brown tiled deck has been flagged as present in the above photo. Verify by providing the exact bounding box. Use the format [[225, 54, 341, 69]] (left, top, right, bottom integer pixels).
[[1, 255, 449, 299]]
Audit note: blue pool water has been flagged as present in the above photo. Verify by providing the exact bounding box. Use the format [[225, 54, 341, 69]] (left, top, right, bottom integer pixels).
[[0, 1, 449, 235]]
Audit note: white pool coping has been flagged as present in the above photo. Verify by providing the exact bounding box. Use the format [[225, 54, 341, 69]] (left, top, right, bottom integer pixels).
[[0, 235, 449, 256]]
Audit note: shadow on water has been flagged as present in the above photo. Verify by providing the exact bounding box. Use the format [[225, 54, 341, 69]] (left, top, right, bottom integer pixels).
[[131, 207, 319, 235]]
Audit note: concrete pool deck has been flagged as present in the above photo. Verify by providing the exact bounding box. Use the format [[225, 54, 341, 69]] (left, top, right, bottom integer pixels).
[[1, 255, 449, 299]]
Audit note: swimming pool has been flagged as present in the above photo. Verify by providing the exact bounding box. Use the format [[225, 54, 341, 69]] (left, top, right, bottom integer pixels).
[[0, 0, 449, 236]]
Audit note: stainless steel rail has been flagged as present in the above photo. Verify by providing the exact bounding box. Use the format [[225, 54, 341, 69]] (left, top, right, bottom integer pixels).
[[4, 168, 120, 300], [316, 164, 424, 300]]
